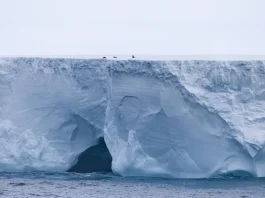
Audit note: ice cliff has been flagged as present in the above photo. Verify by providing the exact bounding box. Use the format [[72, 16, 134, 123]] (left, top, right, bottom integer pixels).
[[0, 57, 265, 178]]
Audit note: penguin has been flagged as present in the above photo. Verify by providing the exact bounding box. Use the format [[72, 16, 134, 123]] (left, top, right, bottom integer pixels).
[[113, 56, 117, 58], [132, 55, 135, 58]]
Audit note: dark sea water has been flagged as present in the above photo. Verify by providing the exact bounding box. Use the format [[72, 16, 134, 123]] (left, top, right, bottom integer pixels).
[[0, 172, 265, 198]]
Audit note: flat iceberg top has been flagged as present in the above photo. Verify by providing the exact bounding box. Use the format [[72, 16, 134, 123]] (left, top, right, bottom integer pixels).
[[1, 55, 265, 61], [1, 57, 265, 178]]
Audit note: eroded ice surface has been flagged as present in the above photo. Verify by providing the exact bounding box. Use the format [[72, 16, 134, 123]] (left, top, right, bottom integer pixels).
[[0, 58, 265, 178]]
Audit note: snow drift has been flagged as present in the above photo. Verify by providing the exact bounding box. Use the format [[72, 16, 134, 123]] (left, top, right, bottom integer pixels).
[[0, 57, 265, 178]]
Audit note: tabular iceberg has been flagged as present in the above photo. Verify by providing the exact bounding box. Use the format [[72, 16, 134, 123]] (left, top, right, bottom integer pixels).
[[0, 57, 265, 178]]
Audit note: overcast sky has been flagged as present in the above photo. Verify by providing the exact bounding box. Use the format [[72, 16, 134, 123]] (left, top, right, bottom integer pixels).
[[0, 0, 265, 56]]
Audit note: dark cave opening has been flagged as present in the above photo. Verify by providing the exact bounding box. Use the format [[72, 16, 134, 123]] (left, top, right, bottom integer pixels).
[[67, 137, 112, 173]]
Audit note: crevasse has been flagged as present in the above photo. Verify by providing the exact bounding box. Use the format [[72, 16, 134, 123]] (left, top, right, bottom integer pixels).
[[0, 58, 265, 178]]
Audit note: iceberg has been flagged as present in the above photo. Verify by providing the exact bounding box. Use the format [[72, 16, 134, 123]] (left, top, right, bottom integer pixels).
[[0, 57, 265, 178]]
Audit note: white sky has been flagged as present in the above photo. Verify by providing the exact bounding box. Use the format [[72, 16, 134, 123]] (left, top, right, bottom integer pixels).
[[0, 0, 265, 56]]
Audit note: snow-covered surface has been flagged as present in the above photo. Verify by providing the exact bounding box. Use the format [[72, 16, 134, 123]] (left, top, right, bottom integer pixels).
[[1, 57, 265, 178], [1, 55, 265, 61]]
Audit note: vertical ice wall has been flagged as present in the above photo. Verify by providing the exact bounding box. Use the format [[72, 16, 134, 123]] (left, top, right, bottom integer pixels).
[[0, 58, 108, 171], [0, 58, 265, 178]]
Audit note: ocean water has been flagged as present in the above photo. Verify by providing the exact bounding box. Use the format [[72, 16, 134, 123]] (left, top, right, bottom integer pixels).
[[0, 172, 265, 198]]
